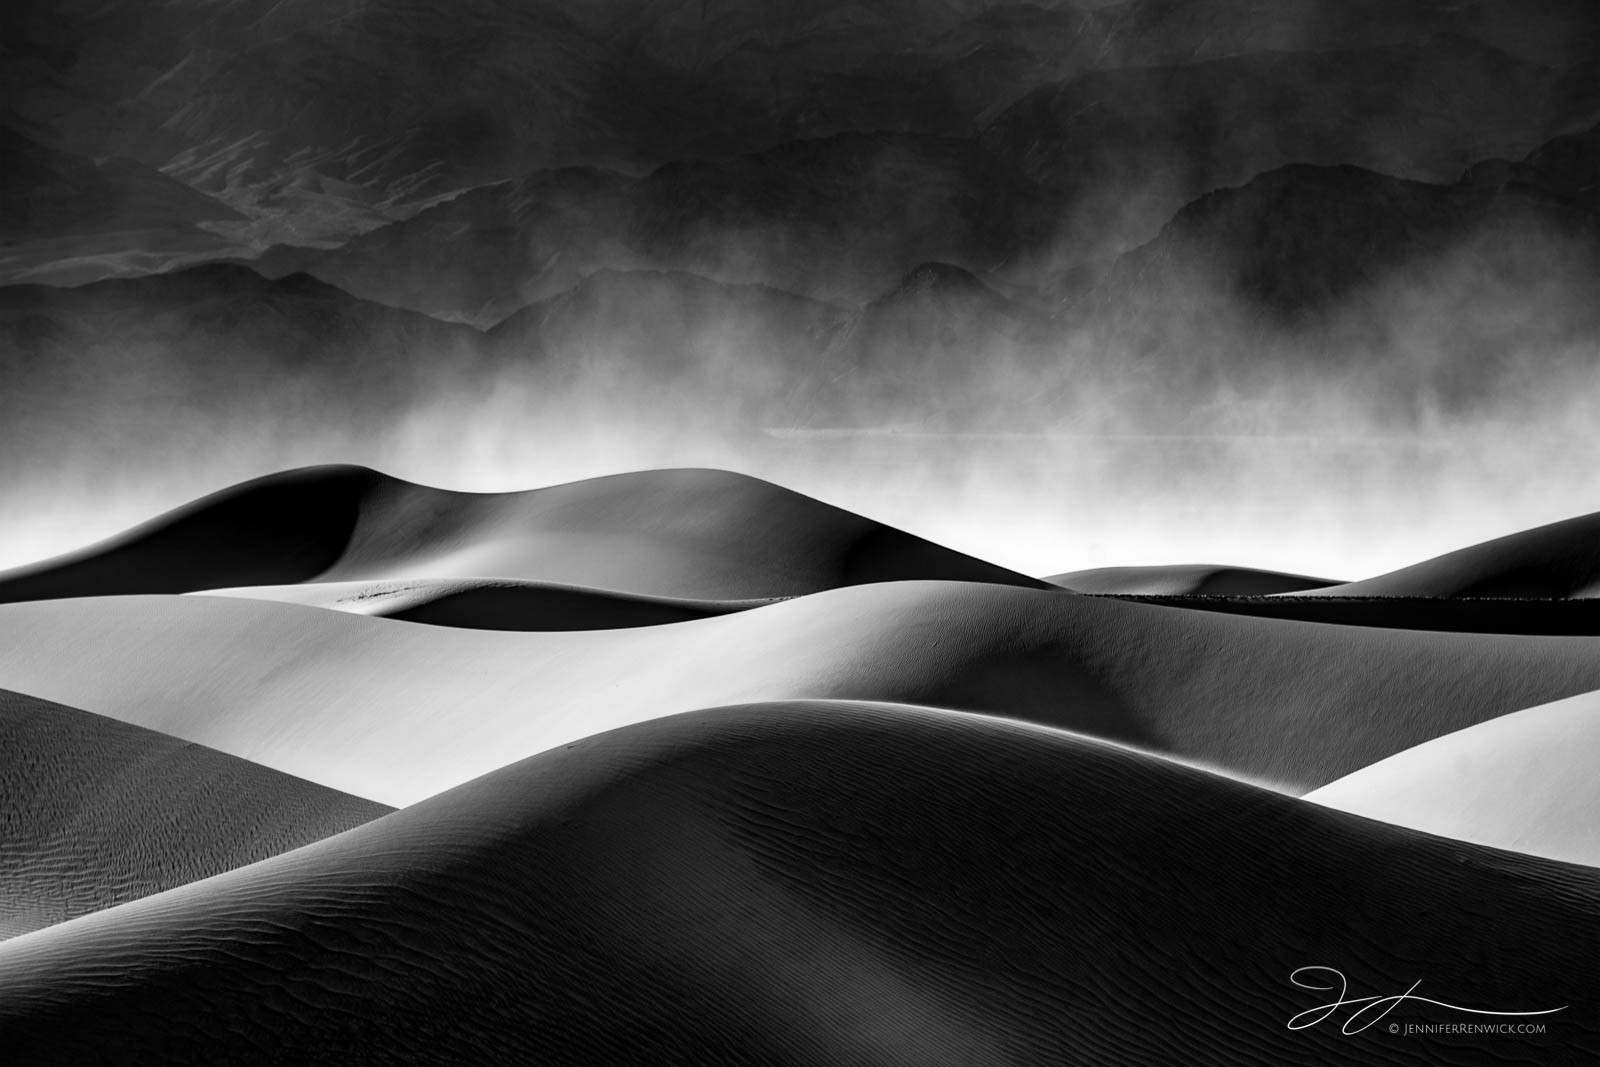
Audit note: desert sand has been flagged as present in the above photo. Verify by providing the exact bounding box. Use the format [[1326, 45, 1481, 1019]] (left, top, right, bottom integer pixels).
[[2, 467, 1597, 1064], [10, 1, 1600, 1058], [1080, 594, 1600, 635], [1049, 563, 1342, 595], [199, 577, 766, 630], [0, 700, 1594, 1065], [0, 466, 1044, 603], [0, 689, 388, 940], [1307, 689, 1600, 867], [3, 578, 1599, 804], [1300, 510, 1600, 598]]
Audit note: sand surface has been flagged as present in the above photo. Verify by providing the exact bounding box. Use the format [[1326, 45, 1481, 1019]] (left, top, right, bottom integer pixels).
[[4, 467, 1598, 1062], [0, 466, 1044, 603], [1, 582, 1598, 804], [198, 578, 768, 630], [0, 689, 388, 940], [1302, 510, 1600, 598], [1307, 689, 1600, 867], [1, 700, 1593, 1065], [1049, 563, 1341, 595], [1093, 594, 1600, 635]]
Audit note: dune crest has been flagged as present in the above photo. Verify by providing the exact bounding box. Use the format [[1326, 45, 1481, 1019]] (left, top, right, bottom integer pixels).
[[0, 466, 380, 604], [1049, 563, 1341, 596], [1306, 690, 1600, 867], [1300, 510, 1600, 598], [0, 700, 1593, 1064], [0, 466, 1045, 604], [2, 583, 1598, 803], [0, 689, 388, 940], [1084, 594, 1600, 636]]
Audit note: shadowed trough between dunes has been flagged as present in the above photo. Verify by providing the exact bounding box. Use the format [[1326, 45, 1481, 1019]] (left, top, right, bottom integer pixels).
[[198, 578, 767, 630], [0, 689, 390, 940], [1, 584, 1598, 803], [0, 700, 1593, 1066]]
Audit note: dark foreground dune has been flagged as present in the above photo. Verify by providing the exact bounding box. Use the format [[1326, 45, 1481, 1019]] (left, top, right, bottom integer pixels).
[[0, 466, 1045, 604], [0, 689, 389, 940], [1048, 563, 1341, 595], [0, 700, 1592, 1066], [2, 583, 1598, 803], [200, 578, 766, 630], [1302, 509, 1600, 598]]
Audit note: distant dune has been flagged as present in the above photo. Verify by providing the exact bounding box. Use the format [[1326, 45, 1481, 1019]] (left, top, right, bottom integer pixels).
[[0, 689, 388, 940], [1, 701, 1593, 1064], [0, 466, 382, 603], [1091, 595, 1600, 635], [0, 466, 1045, 604], [1048, 563, 1340, 595], [2, 581, 1598, 803], [1307, 690, 1600, 867], [1304, 509, 1600, 598]]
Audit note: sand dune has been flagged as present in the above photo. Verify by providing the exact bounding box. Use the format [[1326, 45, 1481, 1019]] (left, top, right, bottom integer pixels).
[[0, 700, 1592, 1064], [2, 582, 1598, 804], [1049, 564, 1340, 595], [1094, 594, 1600, 635], [0, 466, 1043, 604], [1307, 690, 1600, 867], [201, 578, 764, 630], [0, 466, 383, 604], [1302, 509, 1600, 598], [0, 689, 388, 941]]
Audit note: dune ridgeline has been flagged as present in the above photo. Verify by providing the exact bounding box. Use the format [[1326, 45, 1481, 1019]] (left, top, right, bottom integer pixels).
[[0, 465, 1597, 1063]]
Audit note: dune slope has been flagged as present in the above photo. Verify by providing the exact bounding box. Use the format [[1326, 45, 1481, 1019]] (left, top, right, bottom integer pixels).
[[0, 466, 1044, 604], [0, 466, 382, 603], [0, 689, 389, 940], [0, 701, 1592, 1065], [1306, 690, 1600, 867], [1303, 510, 1600, 598], [1097, 594, 1600, 635], [1, 583, 1598, 803], [1049, 564, 1341, 595]]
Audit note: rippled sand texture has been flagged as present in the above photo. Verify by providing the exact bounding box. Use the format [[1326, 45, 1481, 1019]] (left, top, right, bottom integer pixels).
[[1, 467, 1596, 1064]]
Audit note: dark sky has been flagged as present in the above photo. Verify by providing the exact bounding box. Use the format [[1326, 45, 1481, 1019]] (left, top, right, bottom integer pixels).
[[2, 0, 1597, 576]]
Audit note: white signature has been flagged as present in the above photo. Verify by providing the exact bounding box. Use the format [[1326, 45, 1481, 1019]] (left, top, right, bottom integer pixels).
[[1287, 966, 1567, 1035]]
